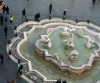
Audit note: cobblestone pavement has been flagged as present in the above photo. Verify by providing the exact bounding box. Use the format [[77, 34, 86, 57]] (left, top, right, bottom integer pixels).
[[0, 0, 100, 83]]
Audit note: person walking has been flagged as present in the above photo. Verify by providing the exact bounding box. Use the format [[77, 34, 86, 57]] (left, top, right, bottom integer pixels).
[[0, 53, 4, 64], [4, 14, 9, 22], [92, 0, 96, 4], [0, 4, 3, 14], [9, 15, 14, 24], [49, 3, 52, 14], [63, 9, 67, 20], [35, 12, 40, 21], [0, 15, 3, 25], [18, 64, 23, 72], [4, 25, 8, 37], [22, 9, 26, 19], [5, 6, 9, 14], [17, 64, 23, 75], [2, 5, 5, 13]]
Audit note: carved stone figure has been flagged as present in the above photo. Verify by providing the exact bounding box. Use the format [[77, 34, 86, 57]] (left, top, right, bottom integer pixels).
[[86, 36, 95, 48], [70, 50, 78, 60]]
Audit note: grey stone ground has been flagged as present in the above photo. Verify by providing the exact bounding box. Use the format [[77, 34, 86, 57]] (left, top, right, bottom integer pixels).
[[0, 0, 100, 83]]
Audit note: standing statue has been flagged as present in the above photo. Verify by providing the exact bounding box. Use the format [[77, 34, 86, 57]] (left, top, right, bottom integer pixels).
[[76, 29, 83, 37], [64, 38, 74, 48], [70, 50, 78, 60], [44, 37, 52, 48], [86, 36, 95, 48], [61, 28, 71, 37]]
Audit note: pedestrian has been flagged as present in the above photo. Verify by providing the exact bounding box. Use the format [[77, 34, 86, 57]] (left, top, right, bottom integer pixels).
[[2, 5, 5, 13], [22, 9, 26, 19], [49, 3, 52, 14], [4, 14, 9, 22], [34, 12, 40, 21], [17, 64, 23, 72], [92, 0, 96, 4], [56, 79, 61, 83], [9, 15, 14, 24], [0, 53, 4, 64], [0, 1, 2, 5], [18, 64, 23, 71], [38, 12, 40, 19], [5, 6, 9, 14], [0, 16, 3, 25], [63, 9, 67, 20], [17, 64, 23, 75], [35, 13, 38, 20], [4, 25, 8, 37], [0, 4, 3, 14]]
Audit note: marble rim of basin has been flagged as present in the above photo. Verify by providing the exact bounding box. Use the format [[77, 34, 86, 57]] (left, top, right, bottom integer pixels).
[[7, 18, 100, 83]]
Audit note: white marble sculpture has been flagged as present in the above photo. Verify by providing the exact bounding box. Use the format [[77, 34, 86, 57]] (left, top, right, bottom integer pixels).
[[53, 53, 60, 63], [70, 27, 75, 32], [64, 38, 74, 48], [44, 36, 52, 48], [41, 35, 48, 41], [61, 28, 71, 37], [76, 29, 83, 36], [86, 36, 95, 48], [47, 28, 54, 36], [70, 50, 78, 60]]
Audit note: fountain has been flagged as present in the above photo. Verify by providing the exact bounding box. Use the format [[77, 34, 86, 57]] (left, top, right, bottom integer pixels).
[[9, 18, 100, 83]]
